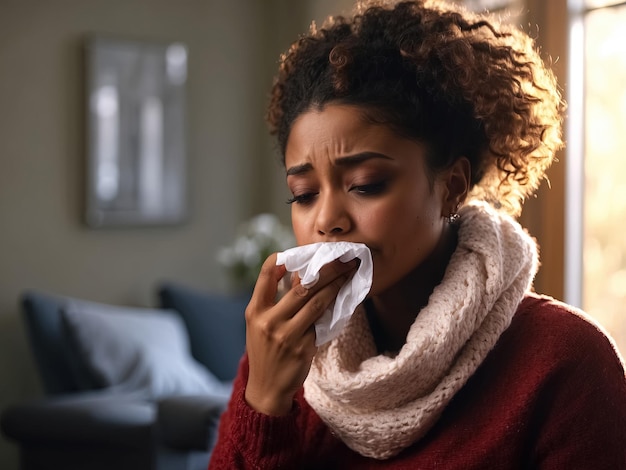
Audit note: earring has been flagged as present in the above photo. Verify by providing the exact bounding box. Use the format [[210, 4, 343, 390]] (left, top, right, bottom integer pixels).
[[446, 203, 460, 224]]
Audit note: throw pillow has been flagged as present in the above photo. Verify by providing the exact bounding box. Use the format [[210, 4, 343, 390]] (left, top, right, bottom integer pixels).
[[61, 299, 232, 400]]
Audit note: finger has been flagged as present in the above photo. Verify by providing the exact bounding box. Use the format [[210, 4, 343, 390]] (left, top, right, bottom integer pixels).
[[302, 324, 317, 350], [286, 269, 355, 339], [250, 253, 288, 308], [265, 258, 358, 325], [281, 258, 358, 312], [290, 271, 300, 289], [313, 257, 360, 290]]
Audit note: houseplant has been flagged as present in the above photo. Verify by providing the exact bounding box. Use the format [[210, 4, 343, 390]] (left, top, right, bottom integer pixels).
[[217, 214, 295, 293]]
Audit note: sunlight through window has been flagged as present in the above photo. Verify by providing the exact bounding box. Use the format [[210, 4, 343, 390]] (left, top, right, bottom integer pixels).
[[583, 4, 626, 352]]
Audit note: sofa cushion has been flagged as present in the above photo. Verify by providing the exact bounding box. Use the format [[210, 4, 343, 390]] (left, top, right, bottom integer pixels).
[[61, 300, 232, 400], [1, 391, 155, 448], [158, 283, 247, 381], [157, 395, 227, 451], [21, 291, 82, 394]]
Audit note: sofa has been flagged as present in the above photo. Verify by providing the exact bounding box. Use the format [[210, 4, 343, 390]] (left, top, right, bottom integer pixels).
[[0, 283, 248, 470]]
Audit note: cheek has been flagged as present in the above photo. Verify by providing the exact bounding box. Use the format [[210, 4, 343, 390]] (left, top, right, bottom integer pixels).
[[362, 192, 429, 237], [291, 211, 313, 245], [357, 206, 400, 241], [364, 193, 443, 262]]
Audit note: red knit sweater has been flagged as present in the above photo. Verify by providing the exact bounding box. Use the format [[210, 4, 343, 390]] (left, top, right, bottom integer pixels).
[[209, 294, 626, 469]]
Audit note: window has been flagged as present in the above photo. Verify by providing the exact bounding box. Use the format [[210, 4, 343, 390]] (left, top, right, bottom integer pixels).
[[568, 0, 626, 352]]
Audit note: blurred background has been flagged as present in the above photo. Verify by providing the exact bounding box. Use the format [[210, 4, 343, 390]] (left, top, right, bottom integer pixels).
[[0, 0, 624, 466]]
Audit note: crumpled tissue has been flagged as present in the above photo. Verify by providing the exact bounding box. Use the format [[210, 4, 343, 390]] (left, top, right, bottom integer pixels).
[[276, 242, 373, 346]]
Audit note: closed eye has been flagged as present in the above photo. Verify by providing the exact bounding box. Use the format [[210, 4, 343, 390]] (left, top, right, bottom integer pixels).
[[286, 192, 318, 205], [350, 181, 387, 195]]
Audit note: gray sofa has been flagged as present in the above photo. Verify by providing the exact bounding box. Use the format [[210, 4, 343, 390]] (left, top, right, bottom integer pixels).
[[0, 283, 248, 470]]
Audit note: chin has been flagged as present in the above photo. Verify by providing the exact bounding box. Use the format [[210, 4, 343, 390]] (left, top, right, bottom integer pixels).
[[366, 278, 387, 298]]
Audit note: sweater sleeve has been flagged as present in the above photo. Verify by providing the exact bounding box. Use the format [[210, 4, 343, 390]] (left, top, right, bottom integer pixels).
[[208, 354, 304, 470], [530, 304, 626, 469]]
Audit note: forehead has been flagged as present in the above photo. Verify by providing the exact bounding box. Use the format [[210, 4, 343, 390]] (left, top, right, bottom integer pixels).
[[285, 104, 417, 166]]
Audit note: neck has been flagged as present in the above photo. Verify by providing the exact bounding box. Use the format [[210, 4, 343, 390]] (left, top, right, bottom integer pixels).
[[367, 223, 458, 354]]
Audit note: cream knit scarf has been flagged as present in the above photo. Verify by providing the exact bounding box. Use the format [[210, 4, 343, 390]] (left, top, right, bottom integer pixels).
[[303, 202, 539, 459]]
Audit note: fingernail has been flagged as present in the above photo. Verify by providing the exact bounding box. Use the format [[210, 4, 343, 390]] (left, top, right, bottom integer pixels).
[[344, 258, 359, 268], [294, 283, 309, 298]]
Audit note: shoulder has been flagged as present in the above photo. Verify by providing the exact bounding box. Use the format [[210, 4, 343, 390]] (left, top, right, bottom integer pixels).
[[516, 292, 607, 330], [500, 295, 626, 466], [504, 292, 625, 376], [512, 292, 621, 353]]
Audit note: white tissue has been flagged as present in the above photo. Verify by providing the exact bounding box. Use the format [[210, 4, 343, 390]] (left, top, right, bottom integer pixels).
[[276, 242, 373, 346]]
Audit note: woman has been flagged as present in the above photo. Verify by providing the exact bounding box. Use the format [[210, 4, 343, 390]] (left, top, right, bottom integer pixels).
[[209, 1, 626, 468]]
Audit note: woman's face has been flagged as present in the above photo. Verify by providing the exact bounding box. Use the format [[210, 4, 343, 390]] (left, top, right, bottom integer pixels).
[[284, 104, 454, 296]]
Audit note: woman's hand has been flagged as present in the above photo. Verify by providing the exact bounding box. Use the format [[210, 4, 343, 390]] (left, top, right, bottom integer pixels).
[[244, 253, 358, 416]]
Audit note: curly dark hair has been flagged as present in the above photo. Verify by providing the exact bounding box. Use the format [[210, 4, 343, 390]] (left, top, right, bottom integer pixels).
[[266, 0, 564, 215]]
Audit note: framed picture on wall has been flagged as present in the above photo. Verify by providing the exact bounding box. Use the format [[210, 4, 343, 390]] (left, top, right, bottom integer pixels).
[[84, 35, 188, 228]]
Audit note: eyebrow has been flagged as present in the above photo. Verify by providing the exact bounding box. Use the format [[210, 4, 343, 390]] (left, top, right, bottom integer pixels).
[[286, 152, 392, 176], [286, 162, 313, 177]]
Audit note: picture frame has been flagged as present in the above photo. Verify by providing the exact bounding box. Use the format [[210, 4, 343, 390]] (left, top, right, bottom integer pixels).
[[84, 35, 188, 227]]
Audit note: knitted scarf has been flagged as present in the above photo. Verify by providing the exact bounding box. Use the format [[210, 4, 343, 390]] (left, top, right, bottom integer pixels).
[[303, 202, 539, 459]]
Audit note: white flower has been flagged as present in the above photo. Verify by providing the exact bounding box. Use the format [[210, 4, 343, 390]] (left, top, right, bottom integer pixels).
[[217, 214, 295, 290]]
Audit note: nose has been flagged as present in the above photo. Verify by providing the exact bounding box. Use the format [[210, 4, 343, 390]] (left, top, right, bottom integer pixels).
[[315, 192, 351, 237]]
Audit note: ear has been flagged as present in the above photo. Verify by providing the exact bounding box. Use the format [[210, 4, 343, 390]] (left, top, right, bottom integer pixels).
[[440, 157, 470, 217]]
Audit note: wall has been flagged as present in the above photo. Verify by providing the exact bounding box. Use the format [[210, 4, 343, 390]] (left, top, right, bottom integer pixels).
[[0, 0, 311, 466], [517, 0, 568, 300]]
